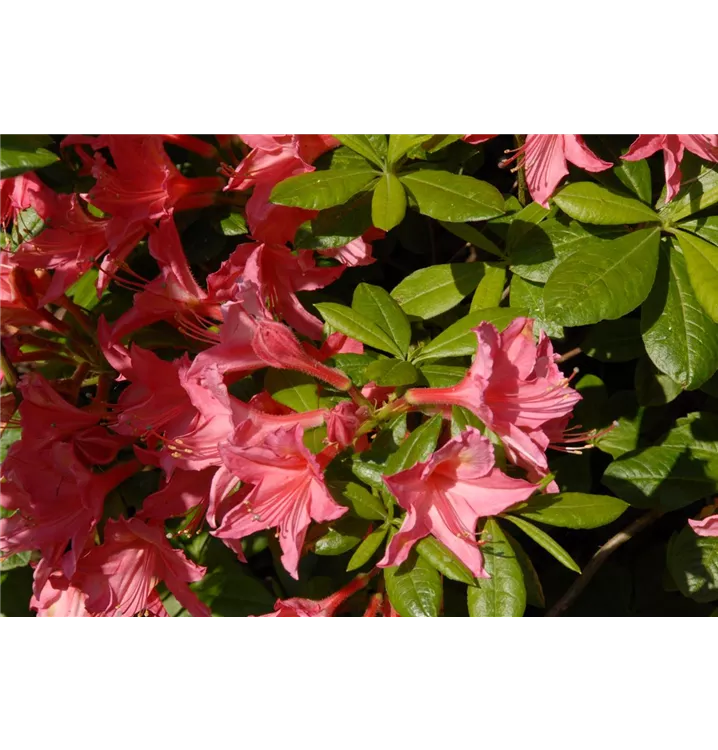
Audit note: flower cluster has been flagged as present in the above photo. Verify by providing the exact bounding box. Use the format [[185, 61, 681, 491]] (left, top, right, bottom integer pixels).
[[2, 134, 715, 617]]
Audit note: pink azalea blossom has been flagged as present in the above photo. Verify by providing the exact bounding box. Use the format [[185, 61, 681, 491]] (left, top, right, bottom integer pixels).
[[1, 172, 59, 229], [689, 513, 718, 537], [405, 318, 582, 483], [506, 135, 612, 208], [0, 255, 61, 332], [463, 135, 498, 145], [81, 517, 210, 617], [213, 423, 347, 578], [259, 574, 371, 617], [326, 401, 364, 448], [30, 569, 93, 618], [378, 427, 537, 579], [622, 134, 718, 202]]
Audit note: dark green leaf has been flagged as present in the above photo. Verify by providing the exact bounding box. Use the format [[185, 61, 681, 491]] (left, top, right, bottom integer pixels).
[[512, 492, 628, 529], [264, 370, 319, 412], [595, 392, 644, 459], [659, 164, 718, 224], [674, 229, 718, 323], [364, 359, 419, 386], [660, 412, 718, 462], [315, 302, 403, 356], [509, 275, 563, 338], [313, 516, 370, 556], [635, 356, 682, 406], [1, 550, 32, 571], [502, 515, 581, 573], [505, 530, 545, 608], [330, 352, 378, 386], [270, 168, 378, 210], [387, 134, 432, 164], [667, 526, 718, 603], [333, 135, 386, 169], [420, 364, 466, 388], [353, 283, 411, 355], [66, 268, 102, 311], [1, 135, 59, 177], [347, 525, 388, 571], [329, 478, 387, 520], [470, 264, 506, 310], [219, 211, 248, 236], [450, 405, 483, 437], [385, 414, 443, 476], [384, 551, 443, 617], [553, 182, 660, 224], [583, 318, 643, 362], [416, 536, 476, 585]]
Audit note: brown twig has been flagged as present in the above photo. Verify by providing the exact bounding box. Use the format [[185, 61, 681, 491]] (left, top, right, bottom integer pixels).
[[557, 347, 582, 364], [545, 510, 662, 617]]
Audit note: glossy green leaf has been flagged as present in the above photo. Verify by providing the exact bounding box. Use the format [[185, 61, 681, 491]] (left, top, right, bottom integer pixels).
[[330, 352, 378, 386], [270, 168, 378, 210], [0, 135, 59, 177], [470, 264, 506, 310], [412, 307, 526, 364], [553, 182, 660, 224], [634, 355, 682, 406], [544, 227, 660, 326], [419, 364, 466, 388], [512, 492, 628, 529], [364, 359, 418, 387], [602, 445, 718, 511], [509, 275, 563, 338], [387, 134, 431, 165], [264, 370, 319, 412], [309, 191, 373, 241], [505, 530, 545, 608], [450, 405, 483, 437], [352, 283, 411, 355], [400, 170, 505, 222], [502, 515, 581, 573], [333, 135, 386, 169], [391, 263, 487, 320], [439, 221, 505, 260], [371, 172, 407, 231], [641, 240, 718, 389], [583, 318, 643, 362], [385, 552, 443, 617], [675, 229, 718, 323], [667, 526, 718, 603], [349, 459, 387, 493], [315, 302, 403, 357], [416, 536, 476, 586], [612, 152, 652, 203], [468, 519, 526, 617], [385, 414, 443, 476], [659, 164, 718, 224], [678, 217, 718, 247], [329, 479, 387, 520], [660, 412, 718, 461], [347, 525, 388, 571], [0, 550, 32, 571], [219, 211, 248, 236], [595, 392, 644, 459], [66, 268, 102, 311], [313, 516, 370, 556], [509, 218, 622, 283]]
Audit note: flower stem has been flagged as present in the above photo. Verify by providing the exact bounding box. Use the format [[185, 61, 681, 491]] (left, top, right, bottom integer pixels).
[[545, 510, 662, 617]]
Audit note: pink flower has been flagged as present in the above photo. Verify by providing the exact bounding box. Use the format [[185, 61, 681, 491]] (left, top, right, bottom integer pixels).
[[30, 569, 93, 617], [326, 401, 364, 448], [0, 255, 61, 332], [213, 423, 347, 578], [259, 574, 371, 617], [506, 135, 612, 208], [689, 513, 718, 537], [378, 427, 537, 579], [1, 172, 59, 229], [463, 135, 498, 145], [81, 517, 210, 617], [406, 318, 582, 483], [622, 134, 718, 202]]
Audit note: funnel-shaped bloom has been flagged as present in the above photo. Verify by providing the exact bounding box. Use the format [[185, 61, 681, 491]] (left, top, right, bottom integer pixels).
[[689, 513, 718, 537], [259, 574, 371, 617], [81, 517, 210, 617], [622, 134, 718, 202], [378, 428, 537, 578], [406, 318, 581, 484], [1, 172, 59, 228], [507, 135, 612, 207], [214, 423, 346, 578]]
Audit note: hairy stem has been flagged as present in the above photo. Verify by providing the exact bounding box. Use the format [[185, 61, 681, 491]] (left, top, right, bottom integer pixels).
[[545, 510, 662, 617]]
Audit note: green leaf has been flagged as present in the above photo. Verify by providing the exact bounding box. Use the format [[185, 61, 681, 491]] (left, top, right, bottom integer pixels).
[[659, 164, 718, 224], [371, 172, 407, 231], [66, 268, 102, 311], [0, 550, 32, 571], [470, 264, 506, 310], [364, 359, 418, 387], [400, 170, 505, 222], [219, 211, 247, 236], [641, 239, 718, 389], [313, 516, 370, 556], [333, 135, 386, 169], [512, 492, 628, 529], [450, 405, 483, 437], [595, 392, 644, 459], [387, 134, 432, 165], [439, 221, 505, 260], [352, 283, 411, 355], [635, 355, 682, 407], [509, 275, 563, 339], [543, 227, 661, 326], [412, 308, 527, 364], [678, 217, 718, 246], [264, 370, 319, 412], [416, 536, 476, 586], [467, 518, 526, 617], [583, 318, 643, 362], [0, 135, 59, 177], [315, 302, 403, 357], [270, 168, 378, 210], [307, 191, 373, 244], [674, 229, 718, 323], [349, 459, 387, 493], [502, 515, 581, 573], [553, 182, 660, 224], [509, 218, 622, 283], [347, 525, 388, 571], [660, 412, 718, 461], [506, 530, 545, 608], [385, 414, 443, 476], [330, 352, 377, 386], [328, 479, 387, 520], [419, 364, 466, 388], [384, 551, 443, 617], [613, 153, 652, 204], [390, 263, 487, 320], [602, 445, 718, 511], [667, 526, 718, 603]]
